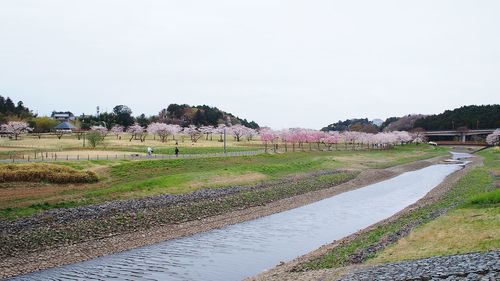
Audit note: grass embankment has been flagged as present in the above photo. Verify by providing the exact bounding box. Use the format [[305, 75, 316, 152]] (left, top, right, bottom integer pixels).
[[371, 148, 499, 263], [0, 164, 98, 184], [298, 147, 498, 271], [0, 145, 447, 219], [0, 171, 359, 258]]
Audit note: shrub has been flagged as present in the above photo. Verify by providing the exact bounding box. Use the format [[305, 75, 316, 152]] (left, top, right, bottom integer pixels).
[[86, 131, 104, 148], [0, 163, 98, 184]]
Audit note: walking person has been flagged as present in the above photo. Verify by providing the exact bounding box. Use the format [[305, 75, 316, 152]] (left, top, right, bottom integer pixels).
[[175, 146, 179, 157], [147, 147, 153, 157]]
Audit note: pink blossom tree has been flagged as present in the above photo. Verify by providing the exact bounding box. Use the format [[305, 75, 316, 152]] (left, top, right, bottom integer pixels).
[[111, 125, 124, 139], [183, 125, 203, 143], [260, 128, 275, 153], [127, 124, 145, 142], [0, 121, 32, 140], [229, 124, 249, 142], [168, 124, 182, 141], [199, 125, 214, 140], [147, 123, 174, 142], [323, 131, 341, 150], [278, 129, 291, 152], [486, 129, 500, 146], [215, 124, 227, 142], [245, 128, 257, 141], [90, 125, 108, 138]]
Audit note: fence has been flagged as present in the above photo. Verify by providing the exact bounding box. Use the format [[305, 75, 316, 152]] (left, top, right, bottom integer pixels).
[[1, 150, 264, 163]]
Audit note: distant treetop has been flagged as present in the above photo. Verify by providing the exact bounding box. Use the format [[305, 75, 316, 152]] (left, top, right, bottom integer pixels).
[[0, 95, 34, 122], [413, 105, 500, 130]]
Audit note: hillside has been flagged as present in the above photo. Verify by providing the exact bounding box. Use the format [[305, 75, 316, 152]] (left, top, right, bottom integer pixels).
[[321, 105, 499, 132], [413, 105, 500, 130], [158, 104, 259, 128]]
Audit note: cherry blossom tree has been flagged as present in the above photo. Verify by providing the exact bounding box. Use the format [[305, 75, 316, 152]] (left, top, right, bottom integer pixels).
[[199, 125, 214, 141], [278, 129, 291, 151], [215, 124, 227, 142], [410, 128, 427, 145], [90, 125, 108, 138], [246, 128, 257, 141], [146, 123, 172, 142], [127, 124, 145, 142], [0, 121, 32, 140], [260, 128, 275, 152], [165, 124, 181, 141], [183, 125, 203, 142], [486, 129, 500, 146], [323, 131, 341, 150], [229, 124, 250, 142], [111, 125, 124, 139]]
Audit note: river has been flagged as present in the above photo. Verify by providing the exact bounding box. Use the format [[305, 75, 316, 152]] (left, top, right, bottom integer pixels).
[[11, 161, 466, 281]]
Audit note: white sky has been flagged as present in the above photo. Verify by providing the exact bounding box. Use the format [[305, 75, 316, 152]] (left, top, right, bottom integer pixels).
[[1, 0, 499, 129]]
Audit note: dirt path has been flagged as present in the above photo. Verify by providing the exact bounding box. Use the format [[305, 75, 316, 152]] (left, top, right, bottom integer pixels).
[[1, 155, 449, 279]]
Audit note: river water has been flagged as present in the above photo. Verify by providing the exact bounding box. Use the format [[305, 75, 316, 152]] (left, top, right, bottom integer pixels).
[[11, 162, 465, 281]]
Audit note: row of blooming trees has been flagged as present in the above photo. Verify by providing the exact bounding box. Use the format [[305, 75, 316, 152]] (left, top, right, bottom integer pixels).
[[101, 123, 259, 143], [258, 129, 417, 152], [3, 119, 499, 149]]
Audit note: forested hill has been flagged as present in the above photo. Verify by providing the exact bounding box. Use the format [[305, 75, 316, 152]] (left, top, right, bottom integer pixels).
[[413, 105, 500, 130], [320, 104, 499, 132], [158, 104, 259, 129], [0, 95, 34, 122]]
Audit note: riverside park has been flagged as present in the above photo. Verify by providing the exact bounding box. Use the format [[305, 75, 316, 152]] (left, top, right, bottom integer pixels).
[[1, 1, 500, 280], [0, 125, 498, 280]]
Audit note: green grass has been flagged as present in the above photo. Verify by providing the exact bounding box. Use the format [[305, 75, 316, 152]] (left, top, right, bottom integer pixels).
[[0, 201, 88, 219], [299, 147, 498, 270], [0, 145, 449, 219], [465, 188, 500, 207]]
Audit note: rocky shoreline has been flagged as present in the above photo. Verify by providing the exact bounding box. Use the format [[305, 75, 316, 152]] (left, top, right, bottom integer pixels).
[[1, 156, 447, 279], [339, 251, 500, 281]]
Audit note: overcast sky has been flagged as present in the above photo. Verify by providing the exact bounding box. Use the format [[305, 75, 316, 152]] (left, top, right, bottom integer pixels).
[[1, 0, 499, 129]]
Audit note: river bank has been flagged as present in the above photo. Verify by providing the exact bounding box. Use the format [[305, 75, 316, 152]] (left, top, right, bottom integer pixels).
[[1, 155, 449, 279], [248, 153, 482, 281]]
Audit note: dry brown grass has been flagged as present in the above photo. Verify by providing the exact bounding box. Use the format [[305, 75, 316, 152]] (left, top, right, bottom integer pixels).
[[0, 163, 98, 184]]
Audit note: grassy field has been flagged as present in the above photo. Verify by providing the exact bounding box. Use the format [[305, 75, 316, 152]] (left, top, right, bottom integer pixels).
[[299, 147, 498, 271], [0, 133, 261, 159], [0, 144, 447, 219], [369, 147, 500, 263]]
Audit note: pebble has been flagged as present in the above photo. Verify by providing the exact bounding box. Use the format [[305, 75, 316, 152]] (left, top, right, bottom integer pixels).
[[338, 251, 500, 281]]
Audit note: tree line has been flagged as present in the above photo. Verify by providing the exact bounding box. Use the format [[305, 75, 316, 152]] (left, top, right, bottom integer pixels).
[[80, 104, 259, 130], [322, 105, 499, 133], [0, 95, 260, 132], [0, 95, 34, 123]]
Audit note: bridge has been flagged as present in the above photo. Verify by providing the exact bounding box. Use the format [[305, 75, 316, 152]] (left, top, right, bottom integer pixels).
[[425, 129, 496, 143]]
